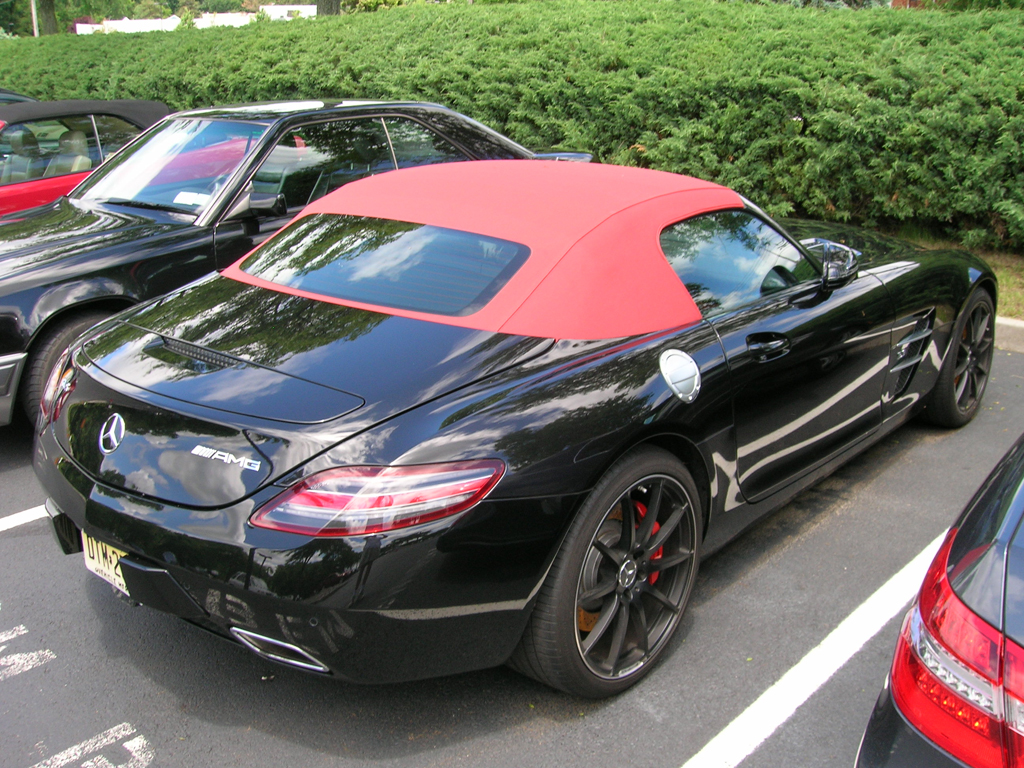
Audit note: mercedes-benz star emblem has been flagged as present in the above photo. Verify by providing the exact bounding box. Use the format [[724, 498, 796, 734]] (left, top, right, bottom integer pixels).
[[98, 413, 126, 455]]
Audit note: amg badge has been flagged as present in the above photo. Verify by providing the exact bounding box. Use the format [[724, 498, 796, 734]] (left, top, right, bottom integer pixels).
[[191, 445, 261, 472]]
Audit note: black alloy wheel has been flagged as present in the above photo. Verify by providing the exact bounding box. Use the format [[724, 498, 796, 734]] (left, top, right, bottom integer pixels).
[[926, 289, 995, 428], [510, 447, 701, 697]]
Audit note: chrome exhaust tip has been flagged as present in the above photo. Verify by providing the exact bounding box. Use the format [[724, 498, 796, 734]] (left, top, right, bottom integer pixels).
[[229, 627, 330, 674]]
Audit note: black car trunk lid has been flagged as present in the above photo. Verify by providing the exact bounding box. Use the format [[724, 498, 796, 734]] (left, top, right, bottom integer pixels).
[[55, 276, 551, 509]]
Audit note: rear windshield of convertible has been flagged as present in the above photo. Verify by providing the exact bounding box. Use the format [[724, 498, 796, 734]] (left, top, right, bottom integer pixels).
[[240, 214, 530, 316]]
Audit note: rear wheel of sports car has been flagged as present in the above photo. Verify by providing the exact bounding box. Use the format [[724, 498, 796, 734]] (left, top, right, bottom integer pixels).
[[21, 311, 109, 424], [925, 289, 994, 428], [510, 447, 701, 697]]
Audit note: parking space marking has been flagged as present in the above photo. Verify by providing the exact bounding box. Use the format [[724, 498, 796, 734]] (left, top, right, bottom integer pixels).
[[28, 723, 154, 768], [680, 531, 945, 768], [0, 506, 47, 532], [1, 623, 57, 682]]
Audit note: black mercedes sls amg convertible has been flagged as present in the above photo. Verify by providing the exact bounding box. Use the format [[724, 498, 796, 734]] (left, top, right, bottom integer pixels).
[[33, 160, 996, 697]]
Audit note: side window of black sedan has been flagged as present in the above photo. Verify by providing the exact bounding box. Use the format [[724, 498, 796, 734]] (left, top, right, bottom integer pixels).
[[253, 118, 396, 212], [660, 211, 818, 318], [384, 117, 469, 168]]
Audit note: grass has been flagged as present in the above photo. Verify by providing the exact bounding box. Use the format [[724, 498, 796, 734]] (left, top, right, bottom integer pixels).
[[978, 251, 1024, 320]]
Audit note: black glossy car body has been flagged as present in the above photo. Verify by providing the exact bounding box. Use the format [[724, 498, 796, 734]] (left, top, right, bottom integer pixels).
[[0, 100, 538, 426], [33, 161, 996, 697], [857, 435, 1024, 768]]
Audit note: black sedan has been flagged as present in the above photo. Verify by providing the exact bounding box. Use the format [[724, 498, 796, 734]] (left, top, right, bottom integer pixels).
[[33, 160, 996, 698], [857, 437, 1024, 768], [0, 99, 552, 427]]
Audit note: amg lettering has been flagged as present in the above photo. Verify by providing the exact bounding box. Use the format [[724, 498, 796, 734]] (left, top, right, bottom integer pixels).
[[191, 444, 262, 473]]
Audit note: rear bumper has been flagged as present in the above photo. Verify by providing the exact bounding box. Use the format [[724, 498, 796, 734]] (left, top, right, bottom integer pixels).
[[35, 430, 562, 684], [856, 677, 970, 768], [0, 351, 26, 426]]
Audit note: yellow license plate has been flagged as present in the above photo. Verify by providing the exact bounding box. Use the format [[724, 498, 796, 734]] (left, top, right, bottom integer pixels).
[[82, 531, 129, 596]]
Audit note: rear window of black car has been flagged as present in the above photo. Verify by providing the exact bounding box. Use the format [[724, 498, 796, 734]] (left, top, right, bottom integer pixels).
[[239, 214, 530, 316]]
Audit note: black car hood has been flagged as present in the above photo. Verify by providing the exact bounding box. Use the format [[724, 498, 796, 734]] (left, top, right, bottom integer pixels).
[[0, 197, 192, 280], [59, 275, 552, 508]]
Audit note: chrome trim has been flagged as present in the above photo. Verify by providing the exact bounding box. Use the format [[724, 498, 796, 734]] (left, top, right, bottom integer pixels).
[[0, 351, 27, 427], [229, 627, 330, 674]]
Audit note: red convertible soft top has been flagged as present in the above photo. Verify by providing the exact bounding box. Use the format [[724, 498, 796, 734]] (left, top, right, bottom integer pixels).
[[224, 160, 744, 339]]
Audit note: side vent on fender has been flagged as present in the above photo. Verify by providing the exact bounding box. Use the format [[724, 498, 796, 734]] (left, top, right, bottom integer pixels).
[[891, 313, 934, 396]]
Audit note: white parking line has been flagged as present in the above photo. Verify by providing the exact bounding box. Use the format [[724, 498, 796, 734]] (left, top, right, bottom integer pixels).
[[29, 723, 154, 768], [0, 624, 56, 682], [680, 531, 946, 768], [0, 506, 46, 532]]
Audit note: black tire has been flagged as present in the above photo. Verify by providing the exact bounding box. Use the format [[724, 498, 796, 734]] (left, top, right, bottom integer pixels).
[[924, 290, 995, 428], [20, 311, 109, 424], [509, 446, 702, 697]]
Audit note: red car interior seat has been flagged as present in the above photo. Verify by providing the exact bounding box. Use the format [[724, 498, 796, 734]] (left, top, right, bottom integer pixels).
[[1, 129, 44, 184], [43, 130, 92, 177]]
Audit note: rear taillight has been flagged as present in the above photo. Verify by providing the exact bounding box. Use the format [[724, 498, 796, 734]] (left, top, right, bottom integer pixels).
[[890, 527, 1024, 767], [39, 347, 75, 425], [250, 460, 505, 537], [1005, 640, 1024, 767]]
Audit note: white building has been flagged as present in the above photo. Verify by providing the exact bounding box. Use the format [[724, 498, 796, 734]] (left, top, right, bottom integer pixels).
[[75, 7, 317, 34]]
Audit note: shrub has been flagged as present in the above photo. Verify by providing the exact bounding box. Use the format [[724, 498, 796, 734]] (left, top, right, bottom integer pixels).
[[2, 0, 1023, 248]]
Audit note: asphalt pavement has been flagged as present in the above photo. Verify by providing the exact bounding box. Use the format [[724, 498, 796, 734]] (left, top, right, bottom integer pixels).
[[3, 348, 1024, 768]]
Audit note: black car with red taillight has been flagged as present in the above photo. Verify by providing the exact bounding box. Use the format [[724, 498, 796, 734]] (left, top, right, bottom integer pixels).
[[33, 160, 996, 698], [858, 435, 1024, 767]]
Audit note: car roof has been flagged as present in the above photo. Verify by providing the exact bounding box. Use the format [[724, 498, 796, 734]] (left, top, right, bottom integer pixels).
[[0, 99, 169, 127], [0, 88, 36, 104], [224, 160, 745, 340], [174, 99, 450, 122]]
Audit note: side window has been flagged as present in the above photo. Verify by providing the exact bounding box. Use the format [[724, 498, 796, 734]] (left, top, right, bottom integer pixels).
[[383, 117, 469, 169], [252, 118, 395, 212], [0, 118, 99, 185], [659, 211, 819, 318], [93, 114, 144, 159]]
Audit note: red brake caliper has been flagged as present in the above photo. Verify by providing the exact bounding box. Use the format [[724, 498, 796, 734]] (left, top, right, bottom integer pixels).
[[635, 501, 662, 585]]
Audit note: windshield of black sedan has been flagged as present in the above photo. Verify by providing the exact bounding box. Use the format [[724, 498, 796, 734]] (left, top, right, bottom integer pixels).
[[73, 118, 269, 215], [240, 214, 530, 316]]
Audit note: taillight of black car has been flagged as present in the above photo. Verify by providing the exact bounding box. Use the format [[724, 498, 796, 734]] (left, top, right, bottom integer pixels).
[[250, 460, 505, 536], [891, 528, 1024, 767]]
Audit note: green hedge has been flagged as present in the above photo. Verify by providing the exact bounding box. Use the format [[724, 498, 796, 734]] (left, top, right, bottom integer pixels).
[[2, 0, 1023, 248]]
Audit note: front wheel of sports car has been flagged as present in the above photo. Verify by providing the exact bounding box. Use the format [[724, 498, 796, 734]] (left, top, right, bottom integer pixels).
[[925, 289, 995, 428], [509, 447, 701, 697]]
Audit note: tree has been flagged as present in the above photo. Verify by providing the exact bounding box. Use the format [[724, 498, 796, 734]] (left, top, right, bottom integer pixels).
[[38, 0, 60, 34], [133, 0, 170, 17], [316, 0, 340, 15]]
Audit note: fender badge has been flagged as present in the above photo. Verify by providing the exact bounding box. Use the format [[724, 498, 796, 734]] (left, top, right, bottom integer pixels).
[[191, 444, 262, 473], [660, 349, 701, 403], [98, 413, 126, 455]]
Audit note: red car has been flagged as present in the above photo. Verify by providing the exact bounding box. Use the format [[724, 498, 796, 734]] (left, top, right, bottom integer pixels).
[[0, 99, 168, 215]]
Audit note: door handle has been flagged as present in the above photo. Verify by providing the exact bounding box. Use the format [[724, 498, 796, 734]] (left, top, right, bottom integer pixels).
[[746, 334, 790, 362]]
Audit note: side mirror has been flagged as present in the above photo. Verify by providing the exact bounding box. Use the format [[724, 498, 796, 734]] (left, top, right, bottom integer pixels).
[[223, 183, 287, 221], [800, 238, 860, 290]]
